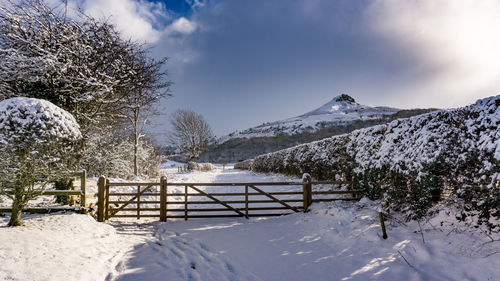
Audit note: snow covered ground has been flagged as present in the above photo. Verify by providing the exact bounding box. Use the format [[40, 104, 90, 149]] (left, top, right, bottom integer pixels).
[[1, 167, 500, 281], [0, 213, 140, 281]]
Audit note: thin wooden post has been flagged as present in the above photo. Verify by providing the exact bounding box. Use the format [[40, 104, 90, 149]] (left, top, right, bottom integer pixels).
[[350, 181, 359, 199], [137, 185, 141, 219], [80, 170, 86, 208], [245, 185, 249, 217], [71, 180, 77, 206], [302, 173, 312, 212], [379, 212, 388, 239], [308, 182, 312, 206], [97, 176, 106, 222], [184, 185, 188, 220], [160, 176, 167, 222], [105, 179, 110, 220]]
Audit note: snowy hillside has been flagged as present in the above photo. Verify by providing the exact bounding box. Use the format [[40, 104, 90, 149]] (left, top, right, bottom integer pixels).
[[248, 95, 500, 222], [217, 94, 400, 143]]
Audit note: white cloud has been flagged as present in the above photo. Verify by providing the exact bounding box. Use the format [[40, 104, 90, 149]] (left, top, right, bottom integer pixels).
[[52, 0, 200, 71], [62, 0, 199, 66], [169, 17, 197, 34], [365, 0, 500, 105], [79, 0, 169, 43]]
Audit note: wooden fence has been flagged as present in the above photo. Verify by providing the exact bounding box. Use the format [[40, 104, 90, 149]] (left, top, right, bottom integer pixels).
[[0, 170, 90, 214], [97, 174, 362, 222]]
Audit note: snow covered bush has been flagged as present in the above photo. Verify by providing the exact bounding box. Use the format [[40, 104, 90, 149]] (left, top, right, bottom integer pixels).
[[81, 132, 162, 179], [251, 96, 500, 225], [0, 97, 82, 226], [187, 162, 216, 172]]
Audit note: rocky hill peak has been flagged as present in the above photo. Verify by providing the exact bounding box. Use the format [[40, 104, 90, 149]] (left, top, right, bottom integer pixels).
[[332, 94, 356, 103]]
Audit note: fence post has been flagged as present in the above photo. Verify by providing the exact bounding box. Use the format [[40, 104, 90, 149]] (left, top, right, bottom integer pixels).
[[136, 185, 141, 220], [184, 185, 188, 221], [160, 176, 167, 222], [302, 173, 312, 212], [105, 179, 110, 220], [379, 212, 388, 239], [245, 185, 249, 217], [80, 170, 87, 208], [97, 176, 106, 222]]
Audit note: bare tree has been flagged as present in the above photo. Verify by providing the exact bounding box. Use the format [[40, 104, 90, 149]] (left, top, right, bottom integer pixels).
[[168, 109, 213, 160]]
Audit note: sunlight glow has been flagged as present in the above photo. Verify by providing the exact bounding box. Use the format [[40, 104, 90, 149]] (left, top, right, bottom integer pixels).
[[366, 0, 500, 104]]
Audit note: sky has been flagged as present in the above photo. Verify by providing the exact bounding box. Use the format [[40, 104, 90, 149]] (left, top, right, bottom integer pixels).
[[59, 0, 500, 140]]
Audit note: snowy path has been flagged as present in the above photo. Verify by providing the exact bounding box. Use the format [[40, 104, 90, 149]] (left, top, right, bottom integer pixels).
[[107, 224, 260, 281], [105, 168, 293, 281]]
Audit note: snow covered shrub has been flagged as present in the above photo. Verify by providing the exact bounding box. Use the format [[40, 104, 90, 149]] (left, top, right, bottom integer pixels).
[[187, 162, 216, 172], [0, 98, 82, 226], [81, 132, 161, 179], [251, 95, 500, 223], [81, 131, 132, 178], [138, 139, 163, 178]]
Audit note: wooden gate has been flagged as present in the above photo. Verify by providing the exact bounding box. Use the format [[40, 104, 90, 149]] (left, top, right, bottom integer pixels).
[[96, 174, 362, 222]]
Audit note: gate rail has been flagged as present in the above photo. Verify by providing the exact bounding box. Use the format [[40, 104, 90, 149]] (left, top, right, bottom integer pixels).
[[97, 174, 362, 222]]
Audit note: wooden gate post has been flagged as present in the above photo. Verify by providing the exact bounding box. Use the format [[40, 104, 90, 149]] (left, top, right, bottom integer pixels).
[[160, 176, 167, 222], [302, 173, 312, 212], [97, 176, 106, 222], [80, 170, 87, 208], [105, 178, 110, 220]]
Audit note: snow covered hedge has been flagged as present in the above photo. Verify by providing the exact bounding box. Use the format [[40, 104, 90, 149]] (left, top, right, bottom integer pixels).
[[251, 96, 500, 224]]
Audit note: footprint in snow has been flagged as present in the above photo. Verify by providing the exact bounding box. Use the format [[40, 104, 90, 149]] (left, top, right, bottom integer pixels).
[[111, 228, 261, 281]]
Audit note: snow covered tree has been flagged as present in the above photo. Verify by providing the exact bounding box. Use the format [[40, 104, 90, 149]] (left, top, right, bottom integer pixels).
[[117, 52, 171, 176], [168, 109, 213, 160], [0, 97, 82, 226], [81, 131, 162, 179], [0, 1, 113, 128], [0, 0, 166, 132], [0, 0, 170, 178]]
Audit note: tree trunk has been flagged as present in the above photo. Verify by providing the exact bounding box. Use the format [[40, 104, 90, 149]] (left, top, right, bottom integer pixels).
[[133, 107, 139, 176], [8, 191, 26, 226]]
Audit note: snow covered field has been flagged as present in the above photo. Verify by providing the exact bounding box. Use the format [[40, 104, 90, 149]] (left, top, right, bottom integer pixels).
[[1, 167, 500, 281]]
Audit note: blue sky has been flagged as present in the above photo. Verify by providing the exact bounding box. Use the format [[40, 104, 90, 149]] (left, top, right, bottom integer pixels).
[[154, 0, 192, 15], [66, 0, 500, 140]]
